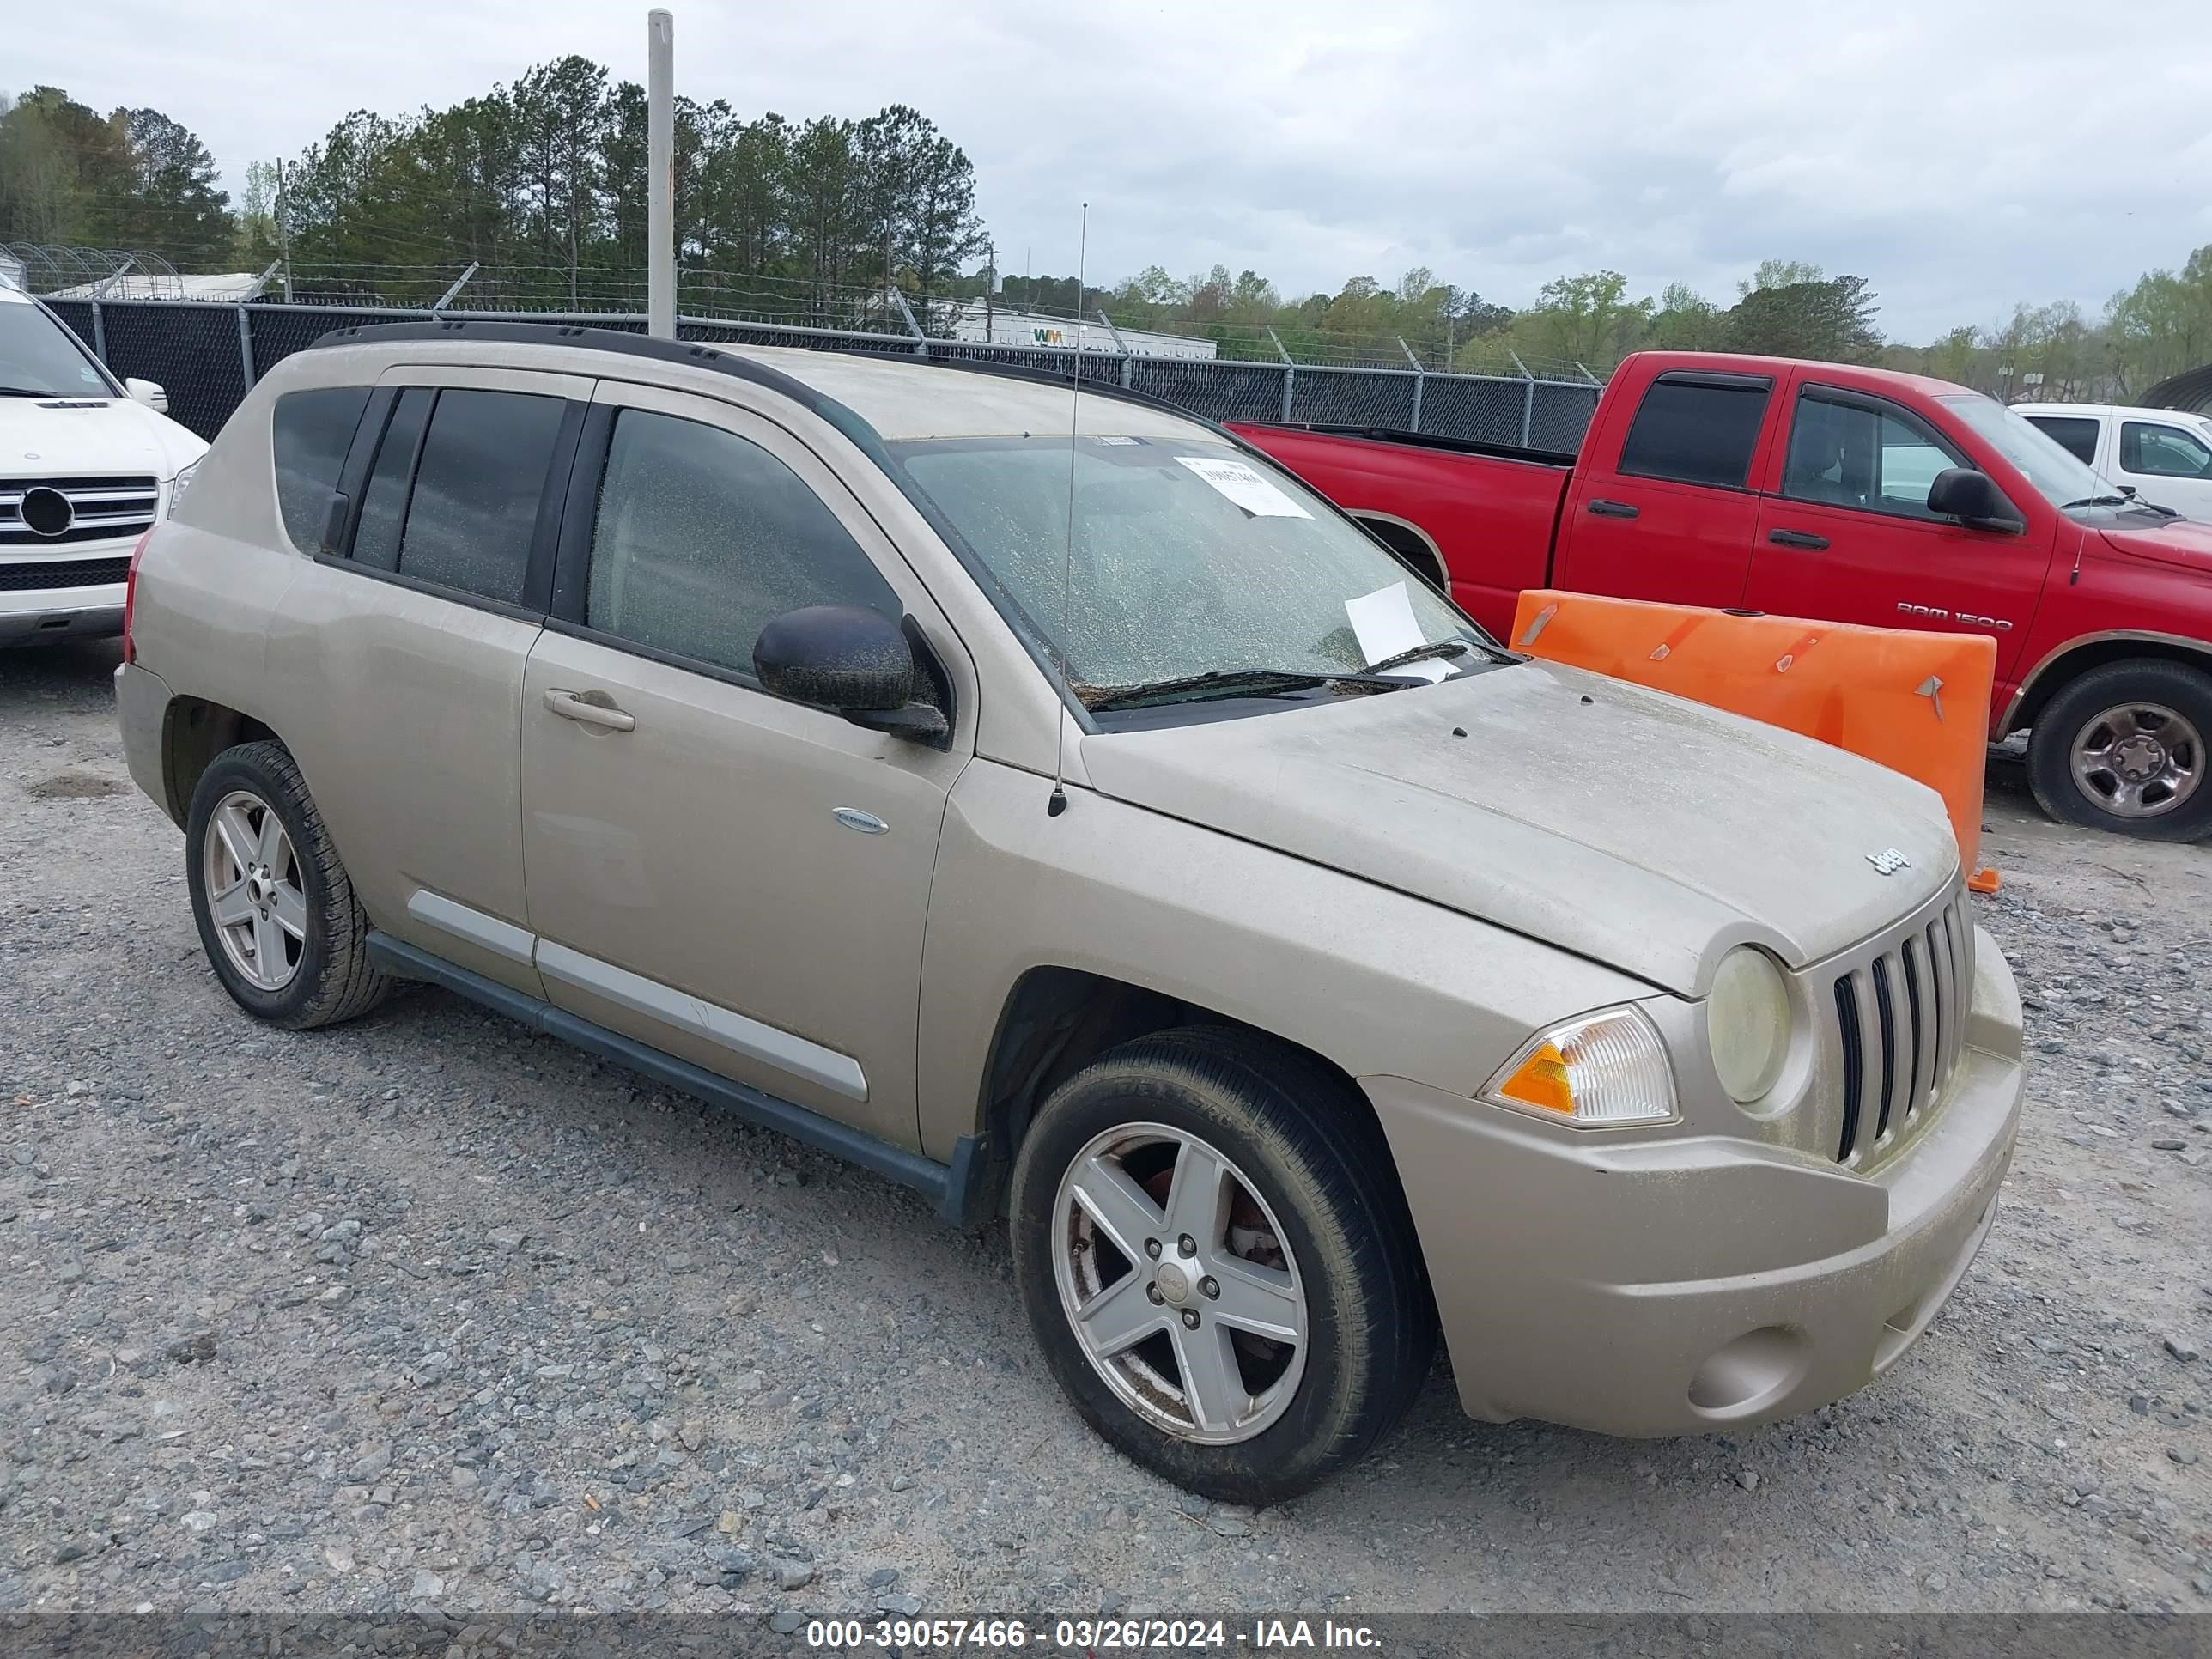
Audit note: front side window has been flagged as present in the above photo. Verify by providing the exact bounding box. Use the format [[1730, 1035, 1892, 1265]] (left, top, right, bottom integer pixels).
[[0, 301, 112, 397], [1614, 376, 1771, 489], [890, 434, 1481, 702], [1941, 393, 2108, 509], [2119, 421, 2212, 480], [1781, 391, 1966, 520], [2022, 414, 2100, 466], [271, 386, 372, 554], [586, 409, 899, 677]]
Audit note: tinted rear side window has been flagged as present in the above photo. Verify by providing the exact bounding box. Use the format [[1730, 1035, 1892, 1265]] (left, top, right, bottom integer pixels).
[[271, 386, 371, 555], [2025, 415, 2100, 466], [351, 388, 433, 573], [1616, 377, 1771, 489], [394, 389, 565, 605]]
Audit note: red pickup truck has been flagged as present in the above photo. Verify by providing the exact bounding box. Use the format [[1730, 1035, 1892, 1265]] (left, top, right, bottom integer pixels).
[[1232, 350, 2212, 842]]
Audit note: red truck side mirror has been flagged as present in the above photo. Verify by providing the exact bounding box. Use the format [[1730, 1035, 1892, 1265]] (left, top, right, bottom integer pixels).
[[1929, 468, 2025, 534]]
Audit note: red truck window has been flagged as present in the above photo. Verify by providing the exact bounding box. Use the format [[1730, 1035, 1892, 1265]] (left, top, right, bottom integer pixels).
[[1616, 373, 1771, 489], [1780, 388, 1966, 522]]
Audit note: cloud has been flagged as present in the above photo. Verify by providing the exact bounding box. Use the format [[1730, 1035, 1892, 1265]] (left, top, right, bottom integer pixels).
[[11, 0, 2208, 339]]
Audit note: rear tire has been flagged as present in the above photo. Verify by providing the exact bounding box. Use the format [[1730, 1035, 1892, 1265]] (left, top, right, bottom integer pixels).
[[185, 741, 390, 1028], [2026, 659, 2212, 842], [1009, 1027, 1434, 1504]]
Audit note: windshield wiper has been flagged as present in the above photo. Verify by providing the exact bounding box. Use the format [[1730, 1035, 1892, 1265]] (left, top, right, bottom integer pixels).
[[1362, 639, 1470, 674], [2057, 494, 2130, 510], [0, 386, 61, 398], [1082, 666, 1414, 712]]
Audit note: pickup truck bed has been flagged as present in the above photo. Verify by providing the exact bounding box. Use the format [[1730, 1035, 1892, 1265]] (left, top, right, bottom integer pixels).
[[1226, 422, 1575, 638]]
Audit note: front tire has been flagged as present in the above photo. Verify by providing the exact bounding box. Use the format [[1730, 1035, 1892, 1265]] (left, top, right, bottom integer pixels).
[[185, 741, 389, 1028], [2026, 659, 2212, 842], [1009, 1028, 1433, 1504]]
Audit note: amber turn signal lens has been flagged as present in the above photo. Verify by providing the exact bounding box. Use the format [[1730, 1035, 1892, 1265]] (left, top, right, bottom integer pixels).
[[1497, 1041, 1575, 1115]]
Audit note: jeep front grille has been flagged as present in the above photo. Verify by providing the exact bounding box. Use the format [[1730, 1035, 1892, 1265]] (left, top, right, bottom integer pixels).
[[1826, 891, 1972, 1164], [0, 476, 160, 548]]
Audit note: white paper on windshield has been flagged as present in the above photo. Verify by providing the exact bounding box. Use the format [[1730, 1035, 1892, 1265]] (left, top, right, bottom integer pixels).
[[1175, 456, 1311, 518], [1345, 581, 1454, 681]]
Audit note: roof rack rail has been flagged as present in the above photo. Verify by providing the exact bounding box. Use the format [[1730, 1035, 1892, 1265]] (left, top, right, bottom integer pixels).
[[308, 318, 1233, 440]]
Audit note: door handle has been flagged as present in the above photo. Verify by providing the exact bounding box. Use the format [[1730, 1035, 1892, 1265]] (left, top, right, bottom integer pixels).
[[1767, 529, 1830, 550], [542, 688, 636, 732], [1587, 499, 1640, 520]]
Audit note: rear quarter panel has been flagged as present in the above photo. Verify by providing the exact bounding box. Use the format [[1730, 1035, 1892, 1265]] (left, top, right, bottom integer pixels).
[[1230, 424, 1565, 638]]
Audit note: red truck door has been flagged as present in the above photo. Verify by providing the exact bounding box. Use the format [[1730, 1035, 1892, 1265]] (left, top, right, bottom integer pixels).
[[1746, 377, 2052, 683], [1555, 367, 1780, 609]]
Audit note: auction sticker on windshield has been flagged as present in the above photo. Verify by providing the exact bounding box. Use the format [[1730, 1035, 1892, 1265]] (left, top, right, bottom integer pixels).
[[1175, 455, 1312, 517]]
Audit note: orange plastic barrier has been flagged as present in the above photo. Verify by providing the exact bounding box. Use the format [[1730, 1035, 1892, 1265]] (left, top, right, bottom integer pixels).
[[1509, 590, 2000, 891]]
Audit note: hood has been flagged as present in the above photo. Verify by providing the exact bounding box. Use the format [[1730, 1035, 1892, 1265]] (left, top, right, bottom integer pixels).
[[2094, 512, 2212, 577], [0, 396, 207, 482], [1079, 661, 1960, 997]]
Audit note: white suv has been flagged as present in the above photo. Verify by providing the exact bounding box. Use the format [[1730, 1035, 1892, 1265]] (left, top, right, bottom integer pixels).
[[0, 283, 208, 645]]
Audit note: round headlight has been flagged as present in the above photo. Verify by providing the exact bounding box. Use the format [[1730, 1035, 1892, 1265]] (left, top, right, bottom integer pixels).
[[1708, 947, 1791, 1103]]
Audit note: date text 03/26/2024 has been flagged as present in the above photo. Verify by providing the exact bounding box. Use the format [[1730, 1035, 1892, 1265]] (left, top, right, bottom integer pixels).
[[804, 1618, 1383, 1650]]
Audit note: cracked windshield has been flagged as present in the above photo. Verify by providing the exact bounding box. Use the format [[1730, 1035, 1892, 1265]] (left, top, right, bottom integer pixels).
[[890, 434, 1480, 702]]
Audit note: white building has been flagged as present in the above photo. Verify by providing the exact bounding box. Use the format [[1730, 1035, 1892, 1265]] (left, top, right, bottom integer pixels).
[[939, 299, 1217, 360]]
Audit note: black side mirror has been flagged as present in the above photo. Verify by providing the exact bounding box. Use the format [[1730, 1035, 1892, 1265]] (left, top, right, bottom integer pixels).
[[753, 605, 950, 742], [1928, 467, 2025, 533]]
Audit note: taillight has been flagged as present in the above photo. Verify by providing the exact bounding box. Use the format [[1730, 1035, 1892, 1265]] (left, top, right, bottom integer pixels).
[[122, 526, 154, 665]]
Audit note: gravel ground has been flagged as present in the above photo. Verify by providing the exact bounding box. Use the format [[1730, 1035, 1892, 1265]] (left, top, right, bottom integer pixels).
[[1, 637, 2206, 1619]]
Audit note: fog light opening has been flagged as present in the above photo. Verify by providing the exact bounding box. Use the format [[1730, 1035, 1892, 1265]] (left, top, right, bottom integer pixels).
[[1687, 1326, 1809, 1418]]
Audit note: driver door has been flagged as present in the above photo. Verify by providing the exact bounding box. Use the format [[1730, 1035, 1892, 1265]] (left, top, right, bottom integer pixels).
[[1747, 380, 2051, 684], [519, 382, 972, 1151]]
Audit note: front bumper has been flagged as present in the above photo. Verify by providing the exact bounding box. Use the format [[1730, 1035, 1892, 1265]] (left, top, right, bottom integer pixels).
[[0, 578, 125, 643], [1364, 926, 2024, 1437]]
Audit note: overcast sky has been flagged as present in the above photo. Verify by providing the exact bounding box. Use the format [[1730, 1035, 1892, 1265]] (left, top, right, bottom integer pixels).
[[13, 0, 2210, 339]]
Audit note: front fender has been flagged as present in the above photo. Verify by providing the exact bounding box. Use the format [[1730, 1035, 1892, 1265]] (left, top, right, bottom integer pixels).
[[915, 758, 1654, 1162]]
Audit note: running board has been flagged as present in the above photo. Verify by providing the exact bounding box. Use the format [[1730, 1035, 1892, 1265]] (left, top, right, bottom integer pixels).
[[364, 932, 989, 1226]]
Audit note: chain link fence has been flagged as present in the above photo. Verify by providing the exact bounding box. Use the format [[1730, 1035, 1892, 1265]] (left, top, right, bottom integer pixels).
[[35, 295, 1605, 453]]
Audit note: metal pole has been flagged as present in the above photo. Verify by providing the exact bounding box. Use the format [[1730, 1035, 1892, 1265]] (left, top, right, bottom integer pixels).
[[1268, 327, 1294, 422], [890, 287, 927, 358], [433, 262, 481, 313], [90, 301, 106, 362], [276, 161, 292, 303], [1510, 350, 1535, 446], [1399, 336, 1424, 432], [647, 9, 677, 340], [1094, 308, 1133, 388], [91, 257, 136, 300], [237, 304, 257, 391]]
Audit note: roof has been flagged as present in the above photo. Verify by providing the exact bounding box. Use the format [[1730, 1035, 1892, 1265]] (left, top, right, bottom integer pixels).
[[2011, 401, 2212, 424], [43, 272, 267, 302], [311, 320, 1217, 446], [732, 343, 1206, 442], [2142, 363, 2212, 416], [1620, 350, 1976, 402]]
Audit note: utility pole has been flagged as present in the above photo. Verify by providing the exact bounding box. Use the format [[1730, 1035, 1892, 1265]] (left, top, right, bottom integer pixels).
[[647, 9, 676, 339], [984, 238, 994, 343], [275, 159, 293, 303]]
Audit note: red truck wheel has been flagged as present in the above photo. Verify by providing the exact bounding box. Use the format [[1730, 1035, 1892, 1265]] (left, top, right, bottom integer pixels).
[[2027, 659, 2212, 842]]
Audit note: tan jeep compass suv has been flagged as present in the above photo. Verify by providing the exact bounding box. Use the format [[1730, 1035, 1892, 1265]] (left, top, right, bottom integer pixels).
[[116, 323, 2025, 1502]]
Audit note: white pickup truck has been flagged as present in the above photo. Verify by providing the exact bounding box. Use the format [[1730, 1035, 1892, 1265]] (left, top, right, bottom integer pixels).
[[2013, 401, 2212, 519], [1, 282, 207, 644]]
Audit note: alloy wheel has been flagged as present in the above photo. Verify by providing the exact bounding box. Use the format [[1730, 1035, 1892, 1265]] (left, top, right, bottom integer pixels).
[[1050, 1121, 1309, 1444], [203, 788, 308, 991]]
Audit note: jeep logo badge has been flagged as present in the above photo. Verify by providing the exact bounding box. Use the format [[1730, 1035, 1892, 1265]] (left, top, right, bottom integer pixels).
[[1866, 848, 1911, 875]]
